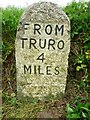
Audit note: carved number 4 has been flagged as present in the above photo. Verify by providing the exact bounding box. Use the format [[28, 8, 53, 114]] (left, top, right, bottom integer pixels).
[[37, 53, 45, 63]]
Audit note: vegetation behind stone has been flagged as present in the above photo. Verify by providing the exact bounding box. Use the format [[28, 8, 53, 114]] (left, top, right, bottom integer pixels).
[[2, 1, 90, 119]]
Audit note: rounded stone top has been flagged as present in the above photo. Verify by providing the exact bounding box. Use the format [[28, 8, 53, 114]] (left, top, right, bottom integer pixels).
[[20, 2, 70, 24]]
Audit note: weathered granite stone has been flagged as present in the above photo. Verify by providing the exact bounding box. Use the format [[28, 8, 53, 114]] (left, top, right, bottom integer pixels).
[[15, 2, 70, 99]]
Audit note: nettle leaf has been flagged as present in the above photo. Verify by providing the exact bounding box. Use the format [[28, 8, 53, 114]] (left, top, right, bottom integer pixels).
[[84, 36, 90, 43], [76, 66, 81, 71], [78, 60, 83, 64], [66, 103, 73, 113], [71, 113, 80, 118], [81, 107, 90, 112], [82, 112, 87, 118], [84, 43, 90, 50], [81, 64, 86, 68], [80, 80, 86, 87]]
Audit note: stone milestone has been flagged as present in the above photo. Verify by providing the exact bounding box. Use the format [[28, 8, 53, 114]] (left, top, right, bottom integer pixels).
[[15, 2, 70, 99]]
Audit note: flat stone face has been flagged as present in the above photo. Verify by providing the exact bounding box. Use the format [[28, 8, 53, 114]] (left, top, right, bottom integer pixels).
[[15, 2, 70, 99]]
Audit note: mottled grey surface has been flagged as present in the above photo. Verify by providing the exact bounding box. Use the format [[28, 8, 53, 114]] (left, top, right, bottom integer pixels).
[[15, 2, 70, 99]]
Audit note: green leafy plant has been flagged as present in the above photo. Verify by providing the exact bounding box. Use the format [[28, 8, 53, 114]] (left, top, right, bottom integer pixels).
[[2, 93, 17, 106], [66, 97, 90, 119], [2, 7, 24, 61]]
